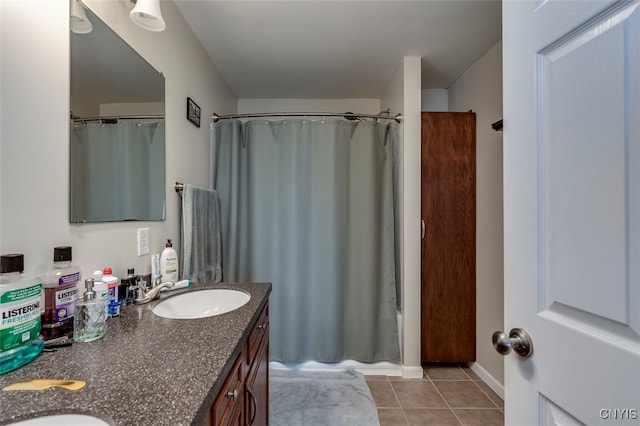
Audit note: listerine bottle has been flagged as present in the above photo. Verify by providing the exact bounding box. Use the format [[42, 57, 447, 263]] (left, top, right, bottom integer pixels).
[[0, 254, 44, 374], [42, 246, 81, 341]]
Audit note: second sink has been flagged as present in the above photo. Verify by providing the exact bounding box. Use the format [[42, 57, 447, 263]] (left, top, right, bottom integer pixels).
[[152, 289, 250, 319]]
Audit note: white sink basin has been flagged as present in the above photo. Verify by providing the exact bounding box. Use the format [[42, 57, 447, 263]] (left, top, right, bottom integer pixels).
[[152, 289, 250, 319], [8, 414, 110, 426]]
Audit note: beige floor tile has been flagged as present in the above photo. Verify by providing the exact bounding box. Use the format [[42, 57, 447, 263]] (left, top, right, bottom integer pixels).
[[404, 408, 461, 425], [378, 408, 409, 426], [388, 372, 426, 380], [391, 381, 448, 408], [453, 409, 504, 425], [460, 365, 481, 380], [475, 381, 504, 408], [366, 375, 390, 381], [433, 381, 495, 408], [424, 364, 470, 381], [368, 380, 401, 408]]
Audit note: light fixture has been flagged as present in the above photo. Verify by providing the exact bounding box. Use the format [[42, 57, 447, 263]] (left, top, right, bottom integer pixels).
[[130, 0, 166, 32], [70, 0, 93, 34]]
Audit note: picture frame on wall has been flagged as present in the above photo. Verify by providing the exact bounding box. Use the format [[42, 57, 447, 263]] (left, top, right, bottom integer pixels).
[[187, 97, 201, 128]]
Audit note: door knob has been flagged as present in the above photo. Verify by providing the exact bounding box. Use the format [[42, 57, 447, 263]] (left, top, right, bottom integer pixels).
[[492, 328, 533, 358]]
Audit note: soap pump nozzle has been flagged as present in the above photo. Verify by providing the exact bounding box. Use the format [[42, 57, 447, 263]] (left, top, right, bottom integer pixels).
[[83, 278, 96, 301]]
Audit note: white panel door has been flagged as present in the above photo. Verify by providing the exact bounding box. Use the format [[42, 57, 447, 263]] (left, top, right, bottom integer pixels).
[[503, 0, 640, 424]]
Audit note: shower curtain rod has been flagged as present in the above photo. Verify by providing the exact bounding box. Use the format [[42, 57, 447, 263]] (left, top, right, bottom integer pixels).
[[212, 111, 403, 123], [71, 114, 165, 123]]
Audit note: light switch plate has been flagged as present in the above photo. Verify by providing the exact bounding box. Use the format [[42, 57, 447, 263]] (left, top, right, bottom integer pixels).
[[137, 228, 150, 256]]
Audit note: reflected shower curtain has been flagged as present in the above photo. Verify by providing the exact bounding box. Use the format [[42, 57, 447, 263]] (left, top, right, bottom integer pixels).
[[211, 119, 400, 363], [70, 121, 165, 221]]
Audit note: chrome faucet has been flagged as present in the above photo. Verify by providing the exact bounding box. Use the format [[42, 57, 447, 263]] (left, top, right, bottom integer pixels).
[[134, 280, 174, 305]]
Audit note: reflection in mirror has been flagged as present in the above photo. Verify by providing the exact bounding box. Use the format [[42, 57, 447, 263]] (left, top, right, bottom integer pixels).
[[70, 6, 165, 223]]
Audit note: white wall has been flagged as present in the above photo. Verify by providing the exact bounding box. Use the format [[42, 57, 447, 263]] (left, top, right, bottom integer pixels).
[[421, 89, 449, 111], [100, 102, 165, 116], [0, 0, 236, 281], [448, 41, 504, 390], [382, 57, 422, 378], [238, 98, 381, 115]]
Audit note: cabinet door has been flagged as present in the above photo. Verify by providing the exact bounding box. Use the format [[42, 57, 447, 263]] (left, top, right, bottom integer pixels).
[[246, 326, 269, 425], [210, 352, 244, 426], [421, 112, 476, 362], [246, 304, 269, 366], [245, 303, 269, 425]]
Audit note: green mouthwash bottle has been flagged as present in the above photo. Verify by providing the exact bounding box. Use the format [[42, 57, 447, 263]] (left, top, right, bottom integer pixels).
[[0, 254, 44, 375]]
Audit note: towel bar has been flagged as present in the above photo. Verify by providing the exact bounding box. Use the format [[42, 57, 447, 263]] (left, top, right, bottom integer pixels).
[[175, 182, 184, 192]]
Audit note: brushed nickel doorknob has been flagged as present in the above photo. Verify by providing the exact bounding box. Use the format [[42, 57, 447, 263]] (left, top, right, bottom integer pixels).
[[492, 328, 533, 358]]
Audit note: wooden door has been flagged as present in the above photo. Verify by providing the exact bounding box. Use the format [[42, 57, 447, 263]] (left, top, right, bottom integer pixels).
[[421, 112, 476, 362], [503, 0, 640, 423]]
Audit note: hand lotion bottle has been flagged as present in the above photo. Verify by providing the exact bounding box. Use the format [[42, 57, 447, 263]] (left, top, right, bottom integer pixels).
[[160, 239, 178, 283]]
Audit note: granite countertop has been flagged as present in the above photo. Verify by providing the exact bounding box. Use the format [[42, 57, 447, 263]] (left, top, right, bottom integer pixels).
[[0, 282, 271, 426]]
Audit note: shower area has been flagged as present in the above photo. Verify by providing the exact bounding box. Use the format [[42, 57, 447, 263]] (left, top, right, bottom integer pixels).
[[70, 116, 165, 223], [210, 109, 403, 370]]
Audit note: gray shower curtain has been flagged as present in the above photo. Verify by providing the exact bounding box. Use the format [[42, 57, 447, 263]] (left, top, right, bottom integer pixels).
[[211, 119, 400, 363], [70, 121, 165, 221]]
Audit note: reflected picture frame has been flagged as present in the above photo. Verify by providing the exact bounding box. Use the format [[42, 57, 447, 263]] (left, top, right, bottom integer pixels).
[[187, 97, 201, 128]]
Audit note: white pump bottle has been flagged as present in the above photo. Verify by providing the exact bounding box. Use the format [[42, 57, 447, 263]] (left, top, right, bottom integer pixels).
[[160, 239, 178, 283]]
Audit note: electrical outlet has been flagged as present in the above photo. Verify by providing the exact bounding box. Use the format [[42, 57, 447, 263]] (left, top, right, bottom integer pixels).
[[137, 228, 150, 256]]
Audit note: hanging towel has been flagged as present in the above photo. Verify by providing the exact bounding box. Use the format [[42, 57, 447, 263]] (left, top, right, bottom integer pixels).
[[180, 184, 222, 283]]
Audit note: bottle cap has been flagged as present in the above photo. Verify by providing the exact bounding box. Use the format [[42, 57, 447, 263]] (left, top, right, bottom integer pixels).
[[103, 266, 113, 275], [53, 246, 72, 262], [84, 278, 96, 301], [165, 239, 173, 248], [0, 254, 24, 273], [127, 268, 135, 275]]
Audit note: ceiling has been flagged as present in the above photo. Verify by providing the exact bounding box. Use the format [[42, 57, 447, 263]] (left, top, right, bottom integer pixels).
[[175, 0, 502, 99]]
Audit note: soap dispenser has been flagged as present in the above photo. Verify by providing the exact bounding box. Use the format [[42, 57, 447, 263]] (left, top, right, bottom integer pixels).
[[74, 278, 107, 343]]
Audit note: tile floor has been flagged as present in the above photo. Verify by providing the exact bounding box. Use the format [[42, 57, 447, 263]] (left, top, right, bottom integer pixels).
[[366, 363, 504, 426]]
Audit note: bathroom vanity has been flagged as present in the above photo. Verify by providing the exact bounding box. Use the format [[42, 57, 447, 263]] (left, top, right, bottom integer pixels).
[[204, 303, 269, 426], [0, 282, 271, 426]]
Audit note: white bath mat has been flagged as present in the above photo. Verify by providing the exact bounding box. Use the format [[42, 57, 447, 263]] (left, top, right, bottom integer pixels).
[[269, 368, 380, 426]]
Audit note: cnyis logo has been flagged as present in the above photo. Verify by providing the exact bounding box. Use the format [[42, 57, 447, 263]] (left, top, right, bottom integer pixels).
[[2, 301, 40, 319]]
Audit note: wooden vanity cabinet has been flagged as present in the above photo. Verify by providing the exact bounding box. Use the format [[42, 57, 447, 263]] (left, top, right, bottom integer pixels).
[[245, 304, 269, 425], [208, 351, 245, 426], [202, 302, 269, 426]]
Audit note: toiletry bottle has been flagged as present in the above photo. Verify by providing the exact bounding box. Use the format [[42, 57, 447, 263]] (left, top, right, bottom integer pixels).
[[41, 246, 81, 341], [151, 254, 161, 285], [102, 267, 119, 302], [92, 270, 110, 306], [119, 268, 135, 305], [125, 269, 139, 305], [102, 267, 121, 317], [74, 279, 107, 342], [160, 239, 178, 282], [0, 254, 44, 374]]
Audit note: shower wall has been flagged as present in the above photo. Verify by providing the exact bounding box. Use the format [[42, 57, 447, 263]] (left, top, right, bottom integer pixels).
[[237, 98, 382, 115]]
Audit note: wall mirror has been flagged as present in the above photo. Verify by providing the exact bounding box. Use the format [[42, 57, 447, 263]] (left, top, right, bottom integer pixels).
[[70, 6, 165, 223]]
